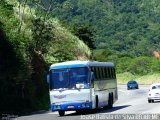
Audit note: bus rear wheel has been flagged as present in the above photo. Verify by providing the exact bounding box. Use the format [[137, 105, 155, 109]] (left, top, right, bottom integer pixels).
[[108, 93, 113, 109], [95, 95, 99, 109], [58, 110, 65, 116]]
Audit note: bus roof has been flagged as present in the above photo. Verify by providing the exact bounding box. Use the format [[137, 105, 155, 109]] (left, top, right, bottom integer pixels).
[[50, 60, 114, 69]]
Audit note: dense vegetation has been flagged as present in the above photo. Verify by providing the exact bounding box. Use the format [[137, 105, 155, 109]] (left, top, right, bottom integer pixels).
[[49, 0, 160, 56], [41, 0, 160, 75], [0, 0, 90, 115]]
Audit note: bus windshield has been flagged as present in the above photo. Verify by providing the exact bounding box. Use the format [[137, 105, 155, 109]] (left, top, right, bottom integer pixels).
[[50, 67, 89, 90]]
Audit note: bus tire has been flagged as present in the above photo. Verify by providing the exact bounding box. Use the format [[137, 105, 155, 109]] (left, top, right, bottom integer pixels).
[[108, 93, 113, 109], [76, 110, 84, 114], [95, 95, 99, 109], [58, 110, 65, 116]]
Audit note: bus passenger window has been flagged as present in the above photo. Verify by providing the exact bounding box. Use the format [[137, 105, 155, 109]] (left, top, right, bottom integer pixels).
[[94, 67, 98, 79]]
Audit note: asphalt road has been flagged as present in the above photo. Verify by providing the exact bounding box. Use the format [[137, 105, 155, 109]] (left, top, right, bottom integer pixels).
[[17, 85, 160, 120]]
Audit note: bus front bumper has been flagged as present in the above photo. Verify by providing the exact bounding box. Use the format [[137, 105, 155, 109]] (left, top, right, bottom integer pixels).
[[51, 102, 92, 111]]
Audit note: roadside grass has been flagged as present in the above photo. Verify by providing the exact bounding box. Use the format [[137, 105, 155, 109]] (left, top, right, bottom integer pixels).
[[117, 72, 160, 85]]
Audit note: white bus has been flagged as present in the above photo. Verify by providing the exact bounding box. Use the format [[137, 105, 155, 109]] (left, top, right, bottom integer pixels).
[[47, 60, 118, 116]]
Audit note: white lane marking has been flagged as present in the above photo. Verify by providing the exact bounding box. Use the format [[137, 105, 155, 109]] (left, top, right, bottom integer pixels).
[[118, 89, 130, 95], [48, 111, 75, 115], [118, 89, 127, 93], [48, 112, 58, 114]]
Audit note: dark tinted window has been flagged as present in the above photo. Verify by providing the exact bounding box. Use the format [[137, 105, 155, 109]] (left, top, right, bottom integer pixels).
[[92, 66, 115, 80], [128, 81, 137, 84], [152, 85, 160, 89]]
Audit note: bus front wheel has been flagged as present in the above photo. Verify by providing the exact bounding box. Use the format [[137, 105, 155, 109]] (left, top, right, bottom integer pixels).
[[58, 110, 65, 116], [95, 95, 99, 109]]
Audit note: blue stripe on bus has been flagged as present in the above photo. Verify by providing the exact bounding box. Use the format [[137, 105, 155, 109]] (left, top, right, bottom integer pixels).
[[51, 102, 92, 111], [50, 64, 87, 69]]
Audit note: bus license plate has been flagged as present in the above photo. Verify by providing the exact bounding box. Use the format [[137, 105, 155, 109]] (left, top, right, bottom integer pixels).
[[68, 106, 74, 108]]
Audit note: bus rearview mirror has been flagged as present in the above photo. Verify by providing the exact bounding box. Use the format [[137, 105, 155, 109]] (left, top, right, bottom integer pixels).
[[47, 74, 50, 84], [91, 72, 94, 80]]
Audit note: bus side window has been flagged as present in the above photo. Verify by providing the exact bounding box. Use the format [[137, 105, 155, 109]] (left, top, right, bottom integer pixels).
[[94, 67, 98, 80], [110, 68, 113, 79], [97, 67, 100, 80], [102, 67, 105, 79], [112, 67, 115, 79], [109, 67, 111, 79], [113, 68, 116, 78], [90, 67, 94, 88], [106, 67, 109, 79], [104, 67, 108, 79], [98, 67, 101, 79], [90, 69, 95, 81], [99, 67, 103, 80]]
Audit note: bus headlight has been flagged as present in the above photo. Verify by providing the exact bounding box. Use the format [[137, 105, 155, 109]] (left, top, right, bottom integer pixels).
[[86, 104, 90, 107], [57, 105, 61, 109], [82, 104, 85, 107]]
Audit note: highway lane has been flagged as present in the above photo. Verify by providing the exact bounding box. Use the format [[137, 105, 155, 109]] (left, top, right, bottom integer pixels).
[[18, 85, 160, 120]]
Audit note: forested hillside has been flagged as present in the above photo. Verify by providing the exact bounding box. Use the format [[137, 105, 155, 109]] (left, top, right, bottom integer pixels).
[[36, 0, 160, 75], [0, 0, 90, 114], [49, 0, 160, 56]]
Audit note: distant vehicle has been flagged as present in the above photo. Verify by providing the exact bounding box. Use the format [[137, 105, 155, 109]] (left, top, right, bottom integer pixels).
[[127, 80, 139, 90], [148, 83, 160, 103], [47, 61, 118, 116]]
